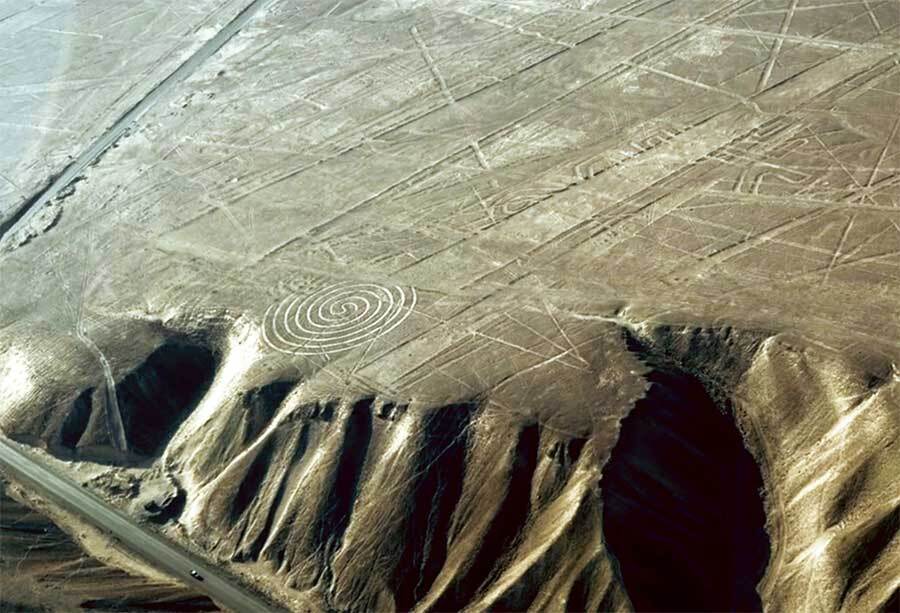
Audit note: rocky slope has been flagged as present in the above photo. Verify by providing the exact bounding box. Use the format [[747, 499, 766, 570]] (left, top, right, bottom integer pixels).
[[1, 316, 896, 612], [2, 1, 900, 610]]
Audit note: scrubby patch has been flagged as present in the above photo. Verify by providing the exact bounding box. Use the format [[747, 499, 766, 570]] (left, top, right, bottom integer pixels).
[[78, 595, 218, 611], [88, 471, 140, 499]]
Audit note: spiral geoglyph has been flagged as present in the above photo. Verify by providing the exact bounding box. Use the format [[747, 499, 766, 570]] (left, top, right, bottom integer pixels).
[[262, 283, 417, 356]]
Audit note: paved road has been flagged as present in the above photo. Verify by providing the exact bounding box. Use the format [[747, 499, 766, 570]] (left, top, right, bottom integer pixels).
[[0, 0, 270, 245], [0, 436, 282, 613]]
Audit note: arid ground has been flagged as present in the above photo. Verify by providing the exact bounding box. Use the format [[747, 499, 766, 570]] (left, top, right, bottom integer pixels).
[[1, 1, 899, 611]]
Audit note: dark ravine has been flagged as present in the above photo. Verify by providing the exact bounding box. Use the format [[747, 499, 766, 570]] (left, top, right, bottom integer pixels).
[[5, 2, 900, 610], [116, 339, 218, 458], [600, 366, 770, 612], [3, 321, 899, 612], [13, 336, 219, 465], [185, 385, 625, 611]]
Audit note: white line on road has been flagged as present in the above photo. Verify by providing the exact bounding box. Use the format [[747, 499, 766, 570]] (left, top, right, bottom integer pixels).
[[0, 436, 281, 612]]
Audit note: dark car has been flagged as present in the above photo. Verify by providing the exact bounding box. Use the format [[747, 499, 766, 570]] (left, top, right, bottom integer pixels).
[[189, 569, 204, 581]]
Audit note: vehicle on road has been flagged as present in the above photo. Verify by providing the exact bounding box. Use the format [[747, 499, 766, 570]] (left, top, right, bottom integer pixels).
[[190, 569, 204, 581]]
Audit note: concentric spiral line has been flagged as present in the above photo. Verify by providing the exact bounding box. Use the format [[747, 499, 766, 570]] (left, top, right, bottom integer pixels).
[[262, 283, 417, 356]]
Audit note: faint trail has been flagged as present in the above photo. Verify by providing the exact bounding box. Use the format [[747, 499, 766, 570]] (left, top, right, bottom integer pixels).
[[75, 327, 128, 452], [575, 4, 884, 52], [0, 0, 272, 248], [864, 113, 900, 192], [671, 207, 830, 280], [821, 213, 855, 288], [756, 0, 799, 93], [44, 231, 129, 451], [860, 0, 883, 34], [411, 24, 490, 170], [624, 61, 762, 113]]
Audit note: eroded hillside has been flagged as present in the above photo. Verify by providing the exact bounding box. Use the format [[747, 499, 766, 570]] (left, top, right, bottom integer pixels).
[[3, 0, 900, 610], [2, 317, 897, 612]]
